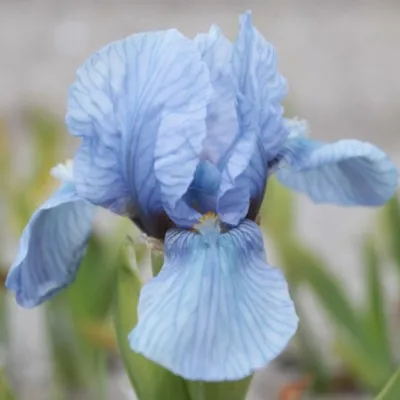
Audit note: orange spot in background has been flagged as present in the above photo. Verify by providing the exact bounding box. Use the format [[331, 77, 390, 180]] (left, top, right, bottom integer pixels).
[[278, 375, 312, 400]]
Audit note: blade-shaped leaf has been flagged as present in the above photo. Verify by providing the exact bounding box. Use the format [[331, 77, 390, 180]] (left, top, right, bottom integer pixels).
[[334, 338, 389, 390], [0, 369, 16, 400], [300, 251, 364, 343], [362, 237, 392, 373], [381, 197, 400, 276], [0, 278, 12, 400], [260, 177, 323, 286], [113, 244, 191, 400], [46, 232, 119, 400], [0, 274, 7, 345], [46, 295, 88, 390], [290, 288, 331, 393], [186, 379, 251, 400], [47, 298, 109, 400], [376, 368, 400, 400], [150, 252, 164, 277], [68, 233, 116, 320], [260, 177, 295, 238], [271, 238, 326, 287], [303, 251, 391, 390]]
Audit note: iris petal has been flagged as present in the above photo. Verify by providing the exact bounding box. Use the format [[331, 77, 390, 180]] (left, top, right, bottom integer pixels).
[[218, 136, 268, 225], [194, 25, 238, 165], [276, 138, 398, 206], [129, 220, 298, 381], [186, 160, 221, 214], [67, 29, 212, 229], [216, 11, 288, 225], [6, 183, 94, 308], [232, 11, 288, 160]]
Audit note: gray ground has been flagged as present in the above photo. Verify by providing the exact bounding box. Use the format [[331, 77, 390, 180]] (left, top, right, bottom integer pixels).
[[1, 1, 400, 399]]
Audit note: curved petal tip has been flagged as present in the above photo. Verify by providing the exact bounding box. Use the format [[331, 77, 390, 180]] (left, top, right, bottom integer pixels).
[[277, 138, 399, 207], [6, 184, 94, 308]]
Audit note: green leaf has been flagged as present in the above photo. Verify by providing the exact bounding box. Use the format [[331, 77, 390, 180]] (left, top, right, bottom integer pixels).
[[301, 247, 390, 390], [260, 177, 295, 238], [0, 369, 16, 400], [271, 238, 326, 287], [46, 295, 88, 391], [9, 190, 35, 233], [186, 379, 252, 400], [0, 287, 13, 400], [260, 178, 323, 287], [298, 245, 389, 385], [260, 179, 331, 391], [45, 233, 120, 399], [26, 107, 63, 185], [68, 234, 116, 320], [0, 275, 8, 344], [300, 251, 363, 343], [290, 288, 331, 392], [376, 368, 400, 400], [334, 338, 388, 390], [113, 244, 191, 400], [362, 237, 392, 373], [150, 251, 164, 277], [381, 197, 400, 275]]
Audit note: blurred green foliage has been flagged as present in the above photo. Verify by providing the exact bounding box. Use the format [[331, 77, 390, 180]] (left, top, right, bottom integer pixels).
[[0, 370, 15, 400], [376, 368, 400, 400], [261, 178, 400, 397], [0, 108, 399, 399], [0, 109, 120, 400]]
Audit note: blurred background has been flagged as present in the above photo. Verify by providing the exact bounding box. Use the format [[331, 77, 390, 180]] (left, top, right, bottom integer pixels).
[[1, 1, 400, 399]]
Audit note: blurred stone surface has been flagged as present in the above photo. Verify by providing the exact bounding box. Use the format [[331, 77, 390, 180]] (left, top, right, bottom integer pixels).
[[1, 1, 399, 399]]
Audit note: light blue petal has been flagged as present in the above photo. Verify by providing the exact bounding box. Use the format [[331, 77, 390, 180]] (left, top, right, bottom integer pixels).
[[67, 30, 212, 229], [195, 25, 232, 73], [6, 184, 94, 308], [129, 220, 298, 381], [186, 160, 221, 214], [232, 11, 289, 161], [218, 136, 268, 225], [215, 11, 287, 224], [276, 138, 399, 206], [194, 25, 238, 165]]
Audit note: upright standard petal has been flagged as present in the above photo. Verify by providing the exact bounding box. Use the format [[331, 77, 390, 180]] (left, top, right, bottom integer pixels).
[[216, 85, 268, 226], [129, 220, 298, 381], [6, 182, 94, 308], [275, 138, 398, 206], [194, 25, 238, 164], [216, 12, 288, 225], [67, 30, 212, 230], [232, 11, 289, 161], [217, 134, 268, 225]]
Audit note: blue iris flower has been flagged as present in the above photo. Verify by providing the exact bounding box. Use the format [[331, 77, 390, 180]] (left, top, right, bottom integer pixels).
[[6, 12, 398, 381]]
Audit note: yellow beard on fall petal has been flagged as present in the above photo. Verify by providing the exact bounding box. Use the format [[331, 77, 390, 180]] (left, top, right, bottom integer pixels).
[[193, 212, 220, 235]]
